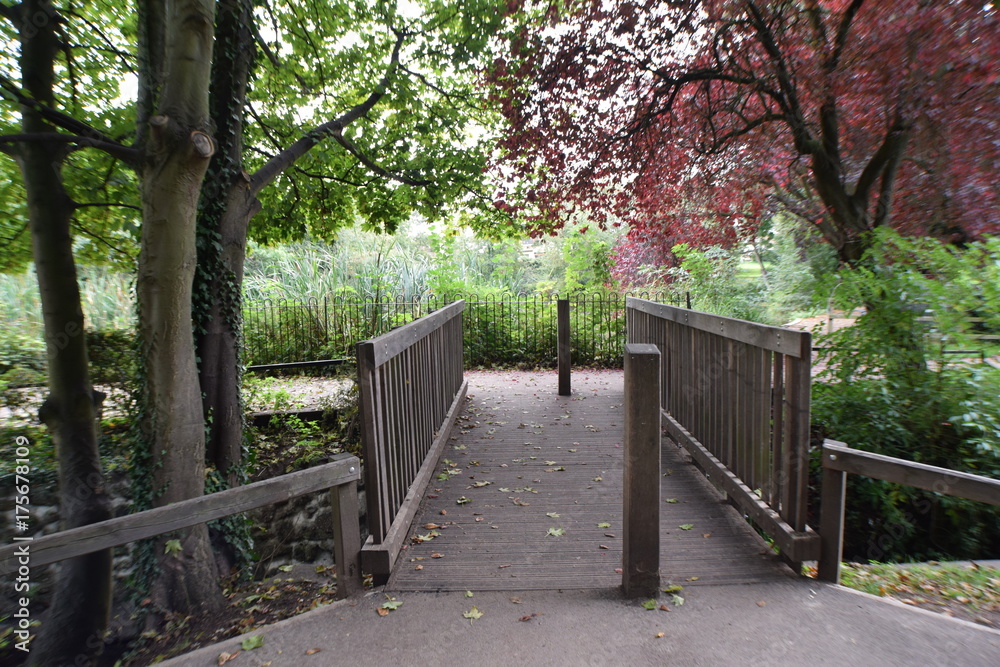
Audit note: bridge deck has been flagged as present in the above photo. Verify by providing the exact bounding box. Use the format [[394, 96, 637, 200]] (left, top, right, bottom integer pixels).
[[387, 370, 793, 591]]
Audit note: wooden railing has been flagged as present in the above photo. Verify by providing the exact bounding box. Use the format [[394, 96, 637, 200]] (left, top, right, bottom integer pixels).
[[356, 300, 467, 581], [626, 297, 820, 568], [0, 454, 363, 597], [818, 439, 1000, 583]]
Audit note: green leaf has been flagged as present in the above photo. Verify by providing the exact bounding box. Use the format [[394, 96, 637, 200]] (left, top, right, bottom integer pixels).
[[164, 539, 182, 557], [666, 498, 679, 504], [662, 584, 684, 594], [641, 598, 658, 610], [457, 496, 472, 504], [278, 564, 293, 572], [241, 635, 265, 651], [463, 606, 483, 621], [465, 590, 474, 598], [546, 512, 560, 518], [597, 522, 611, 528], [547, 527, 565, 537], [672, 594, 685, 606], [679, 524, 694, 530], [382, 596, 403, 610]]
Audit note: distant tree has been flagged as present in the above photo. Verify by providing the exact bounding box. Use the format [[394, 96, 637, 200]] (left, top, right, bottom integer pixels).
[[490, 0, 1000, 276]]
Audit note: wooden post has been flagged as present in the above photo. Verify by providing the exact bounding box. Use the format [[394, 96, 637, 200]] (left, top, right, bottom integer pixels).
[[817, 451, 846, 584], [331, 478, 362, 598], [558, 298, 571, 395], [622, 343, 661, 597]]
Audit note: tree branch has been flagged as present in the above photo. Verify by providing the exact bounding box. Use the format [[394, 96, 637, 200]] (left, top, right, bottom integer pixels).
[[852, 118, 910, 208], [0, 132, 139, 164], [250, 31, 429, 195], [0, 76, 138, 165], [73, 201, 143, 213]]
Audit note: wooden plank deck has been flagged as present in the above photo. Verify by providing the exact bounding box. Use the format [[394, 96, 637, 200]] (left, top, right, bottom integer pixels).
[[387, 370, 794, 591]]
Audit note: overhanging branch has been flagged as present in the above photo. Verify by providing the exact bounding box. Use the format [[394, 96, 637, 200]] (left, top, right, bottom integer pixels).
[[250, 30, 427, 196]]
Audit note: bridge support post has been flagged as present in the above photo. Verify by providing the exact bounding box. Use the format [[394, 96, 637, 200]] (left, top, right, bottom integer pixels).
[[622, 343, 661, 597], [558, 298, 571, 395]]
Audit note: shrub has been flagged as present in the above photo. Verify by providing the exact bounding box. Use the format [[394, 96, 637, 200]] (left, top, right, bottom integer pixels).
[[812, 231, 1000, 562]]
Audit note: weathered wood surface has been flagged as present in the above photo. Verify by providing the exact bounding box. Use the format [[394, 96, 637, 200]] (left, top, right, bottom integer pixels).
[[817, 439, 1000, 583], [387, 371, 792, 592], [0, 455, 361, 585], [622, 344, 661, 597], [627, 298, 814, 572], [822, 440, 1000, 506]]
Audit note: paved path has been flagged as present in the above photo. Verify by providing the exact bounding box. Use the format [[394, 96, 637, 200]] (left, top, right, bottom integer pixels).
[[161, 370, 1000, 666]]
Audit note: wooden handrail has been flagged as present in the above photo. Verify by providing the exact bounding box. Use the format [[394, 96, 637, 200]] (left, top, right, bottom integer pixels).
[[357, 300, 467, 582], [817, 440, 1000, 583], [0, 454, 363, 597], [626, 297, 818, 569]]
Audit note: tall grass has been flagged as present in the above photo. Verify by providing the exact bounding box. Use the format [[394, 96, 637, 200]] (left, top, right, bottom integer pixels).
[[0, 266, 135, 339]]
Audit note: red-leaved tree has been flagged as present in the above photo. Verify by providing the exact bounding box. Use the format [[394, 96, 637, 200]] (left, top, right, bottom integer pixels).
[[489, 0, 1000, 277]]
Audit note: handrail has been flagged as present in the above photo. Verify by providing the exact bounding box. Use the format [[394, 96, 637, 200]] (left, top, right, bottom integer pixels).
[[0, 454, 363, 598], [626, 297, 819, 569], [356, 300, 467, 581], [817, 439, 1000, 583]]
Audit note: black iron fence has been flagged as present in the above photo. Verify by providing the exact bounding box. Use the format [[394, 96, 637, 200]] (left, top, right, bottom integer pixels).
[[243, 292, 684, 369]]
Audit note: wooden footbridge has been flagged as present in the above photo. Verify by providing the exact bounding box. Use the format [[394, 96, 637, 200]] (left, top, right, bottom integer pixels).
[[357, 298, 819, 593], [5, 299, 997, 608]]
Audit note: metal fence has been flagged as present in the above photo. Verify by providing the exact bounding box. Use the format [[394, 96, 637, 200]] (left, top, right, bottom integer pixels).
[[243, 292, 683, 369]]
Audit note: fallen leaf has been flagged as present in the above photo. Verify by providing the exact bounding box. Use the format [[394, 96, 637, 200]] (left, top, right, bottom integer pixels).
[[686, 576, 699, 581], [376, 607, 390, 616], [381, 597, 402, 611], [218, 651, 240, 666], [546, 512, 561, 518], [665, 498, 679, 504], [592, 475, 603, 482], [430, 552, 444, 559], [471, 481, 491, 488], [456, 496, 472, 505], [672, 595, 685, 606], [424, 523, 441, 530], [414, 565, 423, 571], [547, 527, 566, 537], [439, 510, 447, 515], [475, 517, 485, 522], [663, 584, 684, 594], [702, 533, 712, 538], [604, 533, 616, 538], [305, 648, 322, 655], [463, 606, 484, 622], [510, 596, 522, 603], [597, 522, 611, 528], [599, 544, 610, 550], [465, 590, 474, 598], [241, 635, 265, 651], [757, 601, 766, 607], [655, 632, 665, 638], [427, 494, 438, 499], [659, 605, 670, 611], [679, 524, 694, 530], [641, 598, 658, 610]]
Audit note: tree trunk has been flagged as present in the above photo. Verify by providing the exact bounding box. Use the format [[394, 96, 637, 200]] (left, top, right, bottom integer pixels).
[[137, 0, 223, 618], [197, 0, 256, 483], [14, 1, 112, 663]]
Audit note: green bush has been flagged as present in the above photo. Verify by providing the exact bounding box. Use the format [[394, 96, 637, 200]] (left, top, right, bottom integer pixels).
[[812, 231, 1000, 562]]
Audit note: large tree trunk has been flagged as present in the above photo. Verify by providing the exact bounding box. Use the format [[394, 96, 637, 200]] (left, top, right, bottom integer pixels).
[[136, 0, 222, 618], [14, 1, 113, 663], [197, 0, 257, 483]]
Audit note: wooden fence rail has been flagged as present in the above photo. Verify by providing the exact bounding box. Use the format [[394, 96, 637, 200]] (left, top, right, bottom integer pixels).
[[626, 297, 820, 568], [818, 439, 1000, 583], [0, 454, 363, 598], [357, 300, 467, 581]]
